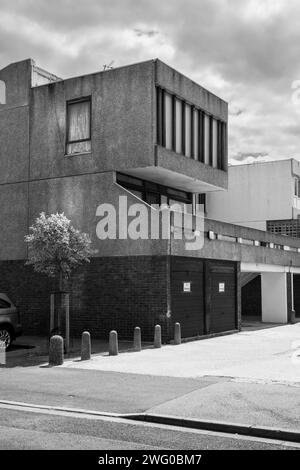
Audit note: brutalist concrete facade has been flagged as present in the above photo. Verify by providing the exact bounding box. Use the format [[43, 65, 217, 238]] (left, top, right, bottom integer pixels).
[[1, 58, 300, 340]]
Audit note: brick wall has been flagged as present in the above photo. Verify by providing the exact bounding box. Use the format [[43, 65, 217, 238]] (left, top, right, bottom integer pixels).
[[0, 256, 169, 341]]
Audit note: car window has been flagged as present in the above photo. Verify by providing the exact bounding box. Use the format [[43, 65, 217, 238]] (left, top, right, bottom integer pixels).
[[0, 299, 10, 308]]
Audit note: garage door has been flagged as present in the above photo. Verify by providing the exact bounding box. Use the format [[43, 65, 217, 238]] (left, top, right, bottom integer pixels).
[[171, 259, 204, 338], [210, 264, 237, 333]]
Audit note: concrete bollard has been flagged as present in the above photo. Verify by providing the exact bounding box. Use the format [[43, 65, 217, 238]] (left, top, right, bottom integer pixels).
[[174, 322, 181, 345], [109, 330, 118, 356], [133, 327, 142, 351], [81, 331, 91, 361], [49, 335, 64, 366], [154, 324, 162, 348]]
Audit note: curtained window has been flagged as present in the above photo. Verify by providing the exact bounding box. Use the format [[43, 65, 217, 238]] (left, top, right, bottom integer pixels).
[[66, 97, 91, 155]]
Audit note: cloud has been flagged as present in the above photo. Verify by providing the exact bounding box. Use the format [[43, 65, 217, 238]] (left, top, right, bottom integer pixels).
[[1, 0, 300, 163]]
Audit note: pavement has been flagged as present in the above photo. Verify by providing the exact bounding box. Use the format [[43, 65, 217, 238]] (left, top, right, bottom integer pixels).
[[61, 323, 300, 384], [59, 322, 300, 433]]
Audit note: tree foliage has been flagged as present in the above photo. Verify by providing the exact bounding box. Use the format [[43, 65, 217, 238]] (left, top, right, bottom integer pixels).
[[25, 212, 95, 285]]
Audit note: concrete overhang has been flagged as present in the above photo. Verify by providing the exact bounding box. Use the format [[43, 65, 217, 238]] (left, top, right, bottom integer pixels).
[[241, 262, 300, 274], [125, 166, 225, 193], [125, 144, 228, 193]]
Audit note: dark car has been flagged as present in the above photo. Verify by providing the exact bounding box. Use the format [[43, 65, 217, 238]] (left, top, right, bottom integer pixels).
[[0, 293, 22, 349]]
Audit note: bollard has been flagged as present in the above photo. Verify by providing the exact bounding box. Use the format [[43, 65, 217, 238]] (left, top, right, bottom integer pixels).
[[109, 330, 118, 356], [133, 327, 142, 352], [81, 331, 91, 361], [49, 335, 64, 366], [154, 324, 161, 348], [174, 322, 181, 345]]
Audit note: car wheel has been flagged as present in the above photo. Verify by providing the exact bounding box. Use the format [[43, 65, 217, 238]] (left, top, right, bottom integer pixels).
[[0, 328, 12, 350]]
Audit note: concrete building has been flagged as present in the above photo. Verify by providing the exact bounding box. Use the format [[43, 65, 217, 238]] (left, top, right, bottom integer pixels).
[[1, 59, 300, 341], [206, 159, 300, 233]]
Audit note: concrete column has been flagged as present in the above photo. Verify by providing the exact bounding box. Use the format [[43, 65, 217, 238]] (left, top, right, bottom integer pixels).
[[286, 272, 294, 323], [261, 272, 288, 323]]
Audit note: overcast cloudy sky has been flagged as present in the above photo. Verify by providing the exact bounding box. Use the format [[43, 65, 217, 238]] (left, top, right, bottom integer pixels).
[[1, 0, 300, 164]]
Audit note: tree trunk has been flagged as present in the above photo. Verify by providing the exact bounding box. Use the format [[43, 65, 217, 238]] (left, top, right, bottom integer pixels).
[[59, 269, 64, 291], [57, 269, 65, 334]]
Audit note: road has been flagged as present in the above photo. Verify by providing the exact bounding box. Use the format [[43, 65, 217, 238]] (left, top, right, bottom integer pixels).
[[0, 404, 299, 450], [1, 339, 300, 451]]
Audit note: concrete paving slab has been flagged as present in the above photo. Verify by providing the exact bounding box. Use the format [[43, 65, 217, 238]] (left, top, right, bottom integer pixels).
[[60, 324, 300, 384]]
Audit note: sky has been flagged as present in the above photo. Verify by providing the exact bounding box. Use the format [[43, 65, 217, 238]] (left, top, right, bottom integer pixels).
[[1, 0, 300, 164]]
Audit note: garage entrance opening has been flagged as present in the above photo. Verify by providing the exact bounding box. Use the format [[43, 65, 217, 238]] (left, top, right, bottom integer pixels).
[[241, 264, 294, 325], [241, 274, 261, 322]]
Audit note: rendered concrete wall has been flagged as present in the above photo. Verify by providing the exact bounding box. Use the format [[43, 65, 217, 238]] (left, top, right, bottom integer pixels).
[[171, 217, 300, 267], [0, 182, 28, 260], [155, 60, 228, 122], [0, 60, 32, 184], [0, 59, 32, 108], [206, 160, 294, 226], [261, 272, 288, 323], [0, 107, 29, 184], [28, 171, 170, 259], [30, 60, 155, 180]]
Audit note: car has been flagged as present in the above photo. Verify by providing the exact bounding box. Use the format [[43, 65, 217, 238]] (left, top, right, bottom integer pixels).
[[0, 293, 22, 349]]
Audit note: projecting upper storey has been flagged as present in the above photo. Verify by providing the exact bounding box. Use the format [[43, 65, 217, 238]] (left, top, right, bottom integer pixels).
[[0, 58, 228, 192]]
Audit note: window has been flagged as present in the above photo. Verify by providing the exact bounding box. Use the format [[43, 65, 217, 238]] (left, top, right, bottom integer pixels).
[[0, 299, 10, 308], [193, 108, 199, 160], [295, 178, 300, 198], [175, 98, 182, 154], [66, 97, 91, 155], [212, 118, 218, 168], [116, 173, 193, 210], [165, 92, 173, 150], [185, 103, 192, 157], [204, 114, 210, 165], [156, 87, 226, 170]]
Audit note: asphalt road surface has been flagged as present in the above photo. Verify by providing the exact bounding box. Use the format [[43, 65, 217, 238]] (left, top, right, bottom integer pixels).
[[0, 405, 299, 450]]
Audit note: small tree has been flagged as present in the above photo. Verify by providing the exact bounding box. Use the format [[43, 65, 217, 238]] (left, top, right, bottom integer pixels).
[[25, 212, 96, 335]]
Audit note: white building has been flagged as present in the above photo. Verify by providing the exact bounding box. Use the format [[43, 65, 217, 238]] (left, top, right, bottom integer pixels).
[[206, 158, 300, 235]]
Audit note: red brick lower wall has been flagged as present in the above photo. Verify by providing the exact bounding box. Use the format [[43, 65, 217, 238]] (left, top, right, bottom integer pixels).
[[0, 256, 169, 341]]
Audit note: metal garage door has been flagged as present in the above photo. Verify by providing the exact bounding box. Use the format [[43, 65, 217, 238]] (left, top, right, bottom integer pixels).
[[210, 264, 237, 333], [171, 258, 204, 338]]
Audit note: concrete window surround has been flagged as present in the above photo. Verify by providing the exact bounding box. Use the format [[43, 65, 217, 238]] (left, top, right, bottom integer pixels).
[[156, 86, 226, 171]]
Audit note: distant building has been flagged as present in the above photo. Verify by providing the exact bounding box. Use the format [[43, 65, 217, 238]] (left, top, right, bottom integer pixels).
[[206, 159, 300, 235]]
